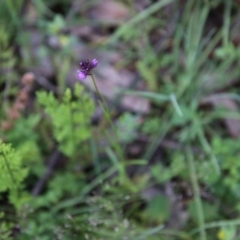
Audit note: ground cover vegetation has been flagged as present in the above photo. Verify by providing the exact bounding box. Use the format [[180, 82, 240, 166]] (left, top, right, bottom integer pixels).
[[1, 0, 240, 239]]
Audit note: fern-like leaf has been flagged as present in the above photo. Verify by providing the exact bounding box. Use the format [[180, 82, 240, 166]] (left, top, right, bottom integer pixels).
[[37, 83, 95, 157]]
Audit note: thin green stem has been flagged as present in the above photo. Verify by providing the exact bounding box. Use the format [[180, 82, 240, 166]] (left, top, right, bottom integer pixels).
[[90, 74, 109, 111], [90, 74, 127, 183], [223, 0, 232, 47], [186, 146, 206, 240], [190, 218, 240, 235], [194, 118, 220, 175], [170, 93, 183, 116]]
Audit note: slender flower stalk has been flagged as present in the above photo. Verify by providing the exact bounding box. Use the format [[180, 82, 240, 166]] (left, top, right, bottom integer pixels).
[[89, 74, 109, 112], [77, 59, 128, 183], [77, 59, 108, 110]]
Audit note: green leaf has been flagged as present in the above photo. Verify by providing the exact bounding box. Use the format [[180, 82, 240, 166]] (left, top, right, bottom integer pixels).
[[144, 195, 170, 223], [37, 83, 95, 157]]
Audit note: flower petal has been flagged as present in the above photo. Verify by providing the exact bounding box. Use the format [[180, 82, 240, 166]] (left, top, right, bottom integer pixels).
[[77, 70, 87, 80], [91, 59, 98, 68]]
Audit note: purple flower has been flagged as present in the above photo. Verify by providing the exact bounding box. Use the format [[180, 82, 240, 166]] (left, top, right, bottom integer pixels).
[[77, 59, 98, 80]]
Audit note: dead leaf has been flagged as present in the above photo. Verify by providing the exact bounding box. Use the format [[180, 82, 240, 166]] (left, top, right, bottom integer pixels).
[[91, 0, 130, 26], [201, 95, 240, 138], [24, 1, 39, 23]]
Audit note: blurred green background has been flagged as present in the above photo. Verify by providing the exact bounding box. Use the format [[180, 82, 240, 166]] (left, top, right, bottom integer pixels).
[[1, 0, 240, 240]]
